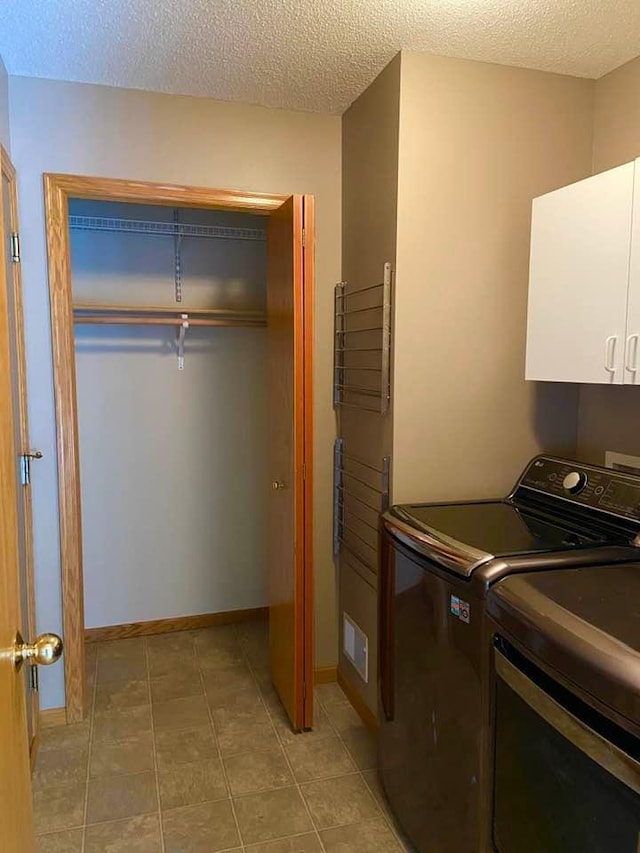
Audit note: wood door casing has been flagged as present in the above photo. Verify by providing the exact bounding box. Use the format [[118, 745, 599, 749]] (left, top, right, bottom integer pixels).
[[0, 149, 35, 851], [2, 150, 39, 755], [267, 195, 313, 730]]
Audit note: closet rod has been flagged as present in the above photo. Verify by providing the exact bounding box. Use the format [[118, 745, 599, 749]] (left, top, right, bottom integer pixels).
[[73, 303, 265, 319], [74, 316, 266, 328]]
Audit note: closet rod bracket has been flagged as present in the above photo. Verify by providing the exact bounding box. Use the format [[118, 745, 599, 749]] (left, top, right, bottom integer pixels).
[[177, 314, 189, 370]]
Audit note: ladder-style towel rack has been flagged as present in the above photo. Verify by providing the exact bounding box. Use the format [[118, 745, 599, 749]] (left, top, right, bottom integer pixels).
[[334, 262, 392, 415], [333, 439, 391, 582]]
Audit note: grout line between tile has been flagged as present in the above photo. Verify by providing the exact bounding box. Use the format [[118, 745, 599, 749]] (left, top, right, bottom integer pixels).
[[144, 636, 166, 853], [80, 642, 99, 853], [319, 691, 407, 850], [196, 624, 246, 852], [238, 631, 328, 853]]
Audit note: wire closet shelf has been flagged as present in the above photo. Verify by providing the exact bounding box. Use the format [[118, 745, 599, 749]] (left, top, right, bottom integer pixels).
[[333, 262, 392, 415], [333, 439, 391, 580], [70, 213, 267, 369], [69, 215, 266, 243]]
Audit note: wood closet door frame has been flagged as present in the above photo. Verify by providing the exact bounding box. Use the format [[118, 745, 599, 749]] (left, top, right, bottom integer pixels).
[[43, 173, 314, 724]]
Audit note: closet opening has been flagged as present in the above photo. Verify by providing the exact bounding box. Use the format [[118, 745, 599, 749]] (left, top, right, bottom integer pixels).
[[44, 175, 314, 732]]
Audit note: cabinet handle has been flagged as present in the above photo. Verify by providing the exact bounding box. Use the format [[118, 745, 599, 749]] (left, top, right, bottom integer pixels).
[[605, 335, 617, 375], [625, 334, 639, 375]]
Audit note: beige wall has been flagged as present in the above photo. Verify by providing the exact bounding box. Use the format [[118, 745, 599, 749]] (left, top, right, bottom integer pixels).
[[9, 76, 341, 709], [577, 55, 640, 465], [393, 53, 593, 503], [340, 56, 400, 711], [338, 50, 595, 716], [0, 56, 9, 152]]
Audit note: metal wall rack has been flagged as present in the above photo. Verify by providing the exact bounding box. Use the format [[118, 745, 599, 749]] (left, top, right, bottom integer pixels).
[[334, 262, 392, 415], [333, 439, 390, 578]]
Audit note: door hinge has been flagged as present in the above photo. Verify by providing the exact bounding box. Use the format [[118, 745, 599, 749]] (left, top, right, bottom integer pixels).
[[10, 232, 20, 263], [20, 451, 42, 486], [302, 228, 306, 248], [302, 462, 307, 482], [29, 665, 39, 692]]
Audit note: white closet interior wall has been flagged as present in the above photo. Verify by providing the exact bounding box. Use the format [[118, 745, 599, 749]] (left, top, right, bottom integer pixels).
[[70, 199, 268, 629]]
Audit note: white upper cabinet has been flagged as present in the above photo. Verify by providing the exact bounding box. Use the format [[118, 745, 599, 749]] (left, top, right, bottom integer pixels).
[[525, 160, 636, 384], [626, 163, 640, 385]]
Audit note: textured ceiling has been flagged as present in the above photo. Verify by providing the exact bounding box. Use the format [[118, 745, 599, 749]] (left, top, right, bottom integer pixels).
[[2, 0, 640, 114]]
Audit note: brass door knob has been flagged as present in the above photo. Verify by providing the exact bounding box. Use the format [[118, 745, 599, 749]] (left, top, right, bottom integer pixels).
[[272, 480, 286, 490], [14, 631, 63, 670]]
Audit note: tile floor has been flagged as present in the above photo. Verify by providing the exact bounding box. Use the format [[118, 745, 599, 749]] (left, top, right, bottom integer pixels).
[[33, 620, 411, 852]]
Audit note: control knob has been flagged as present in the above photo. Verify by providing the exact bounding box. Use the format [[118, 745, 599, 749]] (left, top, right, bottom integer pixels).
[[562, 471, 587, 495]]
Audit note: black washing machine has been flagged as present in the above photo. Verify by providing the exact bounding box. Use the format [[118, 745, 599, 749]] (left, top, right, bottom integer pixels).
[[379, 455, 640, 853]]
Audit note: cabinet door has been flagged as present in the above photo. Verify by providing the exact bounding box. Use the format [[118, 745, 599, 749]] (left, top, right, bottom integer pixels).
[[525, 162, 635, 384], [625, 158, 640, 385]]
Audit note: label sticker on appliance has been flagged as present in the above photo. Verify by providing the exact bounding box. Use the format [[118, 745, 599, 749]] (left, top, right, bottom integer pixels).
[[450, 595, 470, 624]]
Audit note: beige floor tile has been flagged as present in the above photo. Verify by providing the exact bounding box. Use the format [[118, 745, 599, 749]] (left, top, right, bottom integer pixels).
[[237, 620, 268, 645], [152, 695, 210, 731], [146, 631, 195, 654], [150, 669, 204, 703], [39, 722, 90, 753], [320, 818, 402, 851], [213, 706, 280, 756], [361, 770, 395, 822], [147, 646, 199, 679], [315, 683, 350, 711], [192, 624, 239, 650], [234, 786, 313, 845], [285, 733, 357, 782], [300, 774, 380, 830], [93, 705, 152, 743], [271, 703, 333, 745], [197, 644, 246, 671], [322, 701, 362, 732], [85, 814, 161, 852], [97, 655, 148, 684], [224, 748, 294, 796], [157, 757, 228, 809], [162, 799, 240, 853], [32, 781, 86, 834], [98, 638, 145, 660], [202, 663, 257, 704], [154, 725, 218, 768], [32, 742, 88, 789], [86, 771, 157, 824], [35, 828, 83, 852], [95, 678, 150, 712], [90, 732, 154, 777], [244, 834, 323, 853], [340, 725, 378, 770]]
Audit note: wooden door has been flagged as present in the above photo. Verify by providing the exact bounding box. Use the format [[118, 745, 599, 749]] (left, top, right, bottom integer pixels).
[[0, 149, 35, 850], [2, 150, 39, 753], [525, 161, 634, 384], [267, 195, 314, 730]]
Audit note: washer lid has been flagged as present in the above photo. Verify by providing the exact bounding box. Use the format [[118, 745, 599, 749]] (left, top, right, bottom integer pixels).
[[488, 565, 640, 728], [384, 501, 610, 577]]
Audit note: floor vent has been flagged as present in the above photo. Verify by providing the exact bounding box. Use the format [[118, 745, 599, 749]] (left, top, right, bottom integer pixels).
[[343, 612, 368, 683]]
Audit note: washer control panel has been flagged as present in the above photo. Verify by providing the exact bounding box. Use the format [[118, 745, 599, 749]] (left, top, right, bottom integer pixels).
[[518, 457, 640, 521]]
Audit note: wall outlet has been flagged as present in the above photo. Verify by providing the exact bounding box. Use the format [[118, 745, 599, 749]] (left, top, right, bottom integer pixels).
[[605, 451, 640, 476], [343, 612, 368, 683]]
